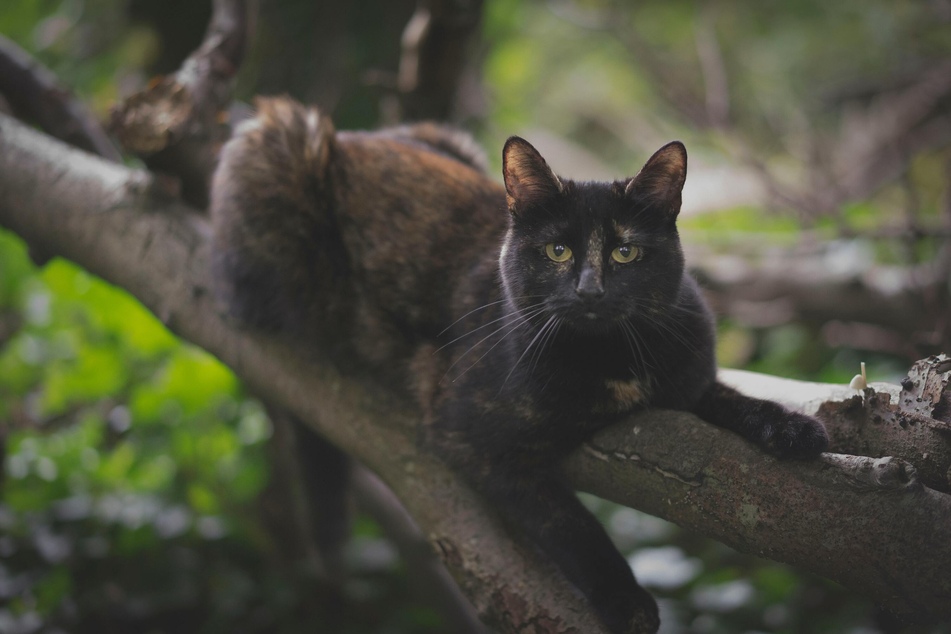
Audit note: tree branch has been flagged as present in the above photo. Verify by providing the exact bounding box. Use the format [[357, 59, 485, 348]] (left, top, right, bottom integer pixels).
[[109, 0, 250, 207], [351, 464, 490, 634], [0, 34, 122, 162], [394, 0, 485, 122], [565, 415, 951, 620], [1, 113, 950, 627], [688, 241, 951, 355]]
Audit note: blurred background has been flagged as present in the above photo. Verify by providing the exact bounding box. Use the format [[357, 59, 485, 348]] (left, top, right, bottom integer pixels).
[[1, 1, 949, 632]]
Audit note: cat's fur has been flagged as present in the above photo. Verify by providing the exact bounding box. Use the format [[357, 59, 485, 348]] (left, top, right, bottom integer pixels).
[[210, 96, 829, 634]]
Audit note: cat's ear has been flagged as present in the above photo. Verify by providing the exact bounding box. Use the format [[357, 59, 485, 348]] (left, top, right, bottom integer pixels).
[[502, 136, 564, 214], [624, 141, 687, 219]]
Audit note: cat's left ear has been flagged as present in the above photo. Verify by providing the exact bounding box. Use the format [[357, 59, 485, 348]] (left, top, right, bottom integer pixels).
[[502, 136, 564, 215], [624, 141, 687, 219]]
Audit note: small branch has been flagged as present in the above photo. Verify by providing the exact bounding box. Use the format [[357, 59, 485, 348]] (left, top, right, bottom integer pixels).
[[110, 0, 250, 208], [0, 34, 121, 161], [352, 465, 490, 634], [590, 7, 713, 130], [899, 354, 951, 422], [395, 0, 485, 122], [688, 242, 950, 354], [834, 61, 951, 205], [694, 7, 730, 129]]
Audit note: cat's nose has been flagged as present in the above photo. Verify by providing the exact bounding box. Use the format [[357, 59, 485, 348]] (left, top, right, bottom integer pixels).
[[575, 267, 604, 300]]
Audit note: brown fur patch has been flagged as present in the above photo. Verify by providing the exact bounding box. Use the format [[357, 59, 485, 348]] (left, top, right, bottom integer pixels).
[[594, 378, 650, 415]]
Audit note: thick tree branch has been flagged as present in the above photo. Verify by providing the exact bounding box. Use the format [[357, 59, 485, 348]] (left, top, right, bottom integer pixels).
[[565, 413, 951, 621], [1, 114, 950, 627]]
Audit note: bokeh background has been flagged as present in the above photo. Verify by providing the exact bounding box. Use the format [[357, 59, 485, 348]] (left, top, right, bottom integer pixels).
[[1, 1, 949, 632]]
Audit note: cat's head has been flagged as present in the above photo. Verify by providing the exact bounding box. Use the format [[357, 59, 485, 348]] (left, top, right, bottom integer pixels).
[[499, 137, 688, 335]]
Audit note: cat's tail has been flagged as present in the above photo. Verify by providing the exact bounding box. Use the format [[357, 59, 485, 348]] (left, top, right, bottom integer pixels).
[[691, 380, 829, 458], [210, 96, 349, 333]]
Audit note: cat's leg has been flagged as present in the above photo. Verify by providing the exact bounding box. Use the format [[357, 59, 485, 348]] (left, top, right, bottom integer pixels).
[[690, 380, 828, 458], [291, 417, 353, 580], [269, 406, 353, 581], [473, 464, 660, 634]]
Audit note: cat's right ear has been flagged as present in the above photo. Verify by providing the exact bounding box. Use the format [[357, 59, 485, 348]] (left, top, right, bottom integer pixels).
[[502, 136, 564, 215]]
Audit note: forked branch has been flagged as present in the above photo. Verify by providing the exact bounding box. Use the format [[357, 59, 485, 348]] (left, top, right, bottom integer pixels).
[[109, 0, 250, 207]]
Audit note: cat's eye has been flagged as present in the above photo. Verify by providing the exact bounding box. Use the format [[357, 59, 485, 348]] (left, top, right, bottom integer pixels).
[[611, 244, 640, 264], [545, 243, 573, 263]]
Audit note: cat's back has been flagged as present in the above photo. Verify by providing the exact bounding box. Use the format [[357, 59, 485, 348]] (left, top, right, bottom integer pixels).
[[211, 97, 507, 367], [331, 126, 506, 338]]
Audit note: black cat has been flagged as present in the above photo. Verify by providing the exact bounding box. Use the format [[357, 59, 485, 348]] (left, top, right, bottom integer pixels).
[[210, 97, 829, 633]]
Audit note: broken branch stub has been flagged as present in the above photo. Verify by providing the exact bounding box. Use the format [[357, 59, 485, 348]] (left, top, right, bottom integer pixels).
[[899, 353, 951, 424]]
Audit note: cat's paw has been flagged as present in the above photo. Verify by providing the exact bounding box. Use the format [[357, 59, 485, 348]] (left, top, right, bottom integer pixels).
[[596, 585, 660, 634], [759, 411, 829, 459]]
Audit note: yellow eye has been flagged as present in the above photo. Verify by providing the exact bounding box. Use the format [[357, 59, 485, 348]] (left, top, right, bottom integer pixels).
[[545, 243, 573, 262], [611, 245, 640, 263]]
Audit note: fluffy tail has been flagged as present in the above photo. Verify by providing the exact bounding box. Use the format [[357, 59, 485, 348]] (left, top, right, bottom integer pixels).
[[210, 97, 349, 334]]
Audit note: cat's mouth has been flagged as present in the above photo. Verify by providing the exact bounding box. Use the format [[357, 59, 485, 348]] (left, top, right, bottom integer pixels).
[[557, 305, 628, 336]]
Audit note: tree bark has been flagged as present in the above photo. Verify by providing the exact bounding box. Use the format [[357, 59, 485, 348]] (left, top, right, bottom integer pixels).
[[1, 112, 950, 629]]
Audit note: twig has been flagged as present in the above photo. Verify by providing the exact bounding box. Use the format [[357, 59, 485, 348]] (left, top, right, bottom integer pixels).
[[394, 0, 485, 122], [693, 6, 730, 129], [352, 464, 490, 634], [0, 34, 121, 162]]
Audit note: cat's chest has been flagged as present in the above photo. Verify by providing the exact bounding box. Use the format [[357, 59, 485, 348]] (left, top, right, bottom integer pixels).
[[592, 376, 651, 415], [526, 362, 652, 421]]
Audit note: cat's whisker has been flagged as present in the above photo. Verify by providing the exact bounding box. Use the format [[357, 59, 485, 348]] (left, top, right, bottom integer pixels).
[[618, 320, 639, 359], [434, 300, 548, 353], [500, 314, 559, 391], [528, 316, 563, 378], [627, 318, 668, 376], [437, 295, 546, 337], [444, 305, 548, 382], [619, 320, 654, 373], [526, 317, 554, 375], [448, 318, 539, 384], [635, 305, 701, 356]]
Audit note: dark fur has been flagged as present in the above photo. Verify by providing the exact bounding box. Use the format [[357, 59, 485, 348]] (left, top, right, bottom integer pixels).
[[210, 97, 828, 634]]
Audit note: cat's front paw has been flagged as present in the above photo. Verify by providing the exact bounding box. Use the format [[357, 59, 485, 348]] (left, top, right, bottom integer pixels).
[[596, 585, 659, 634], [759, 411, 829, 459]]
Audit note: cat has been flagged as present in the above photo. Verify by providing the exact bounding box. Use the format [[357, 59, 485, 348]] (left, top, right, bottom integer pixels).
[[210, 96, 829, 634]]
